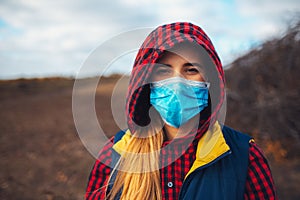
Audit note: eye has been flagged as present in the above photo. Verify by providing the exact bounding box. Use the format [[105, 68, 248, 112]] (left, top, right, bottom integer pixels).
[[155, 67, 172, 76], [185, 66, 199, 74]]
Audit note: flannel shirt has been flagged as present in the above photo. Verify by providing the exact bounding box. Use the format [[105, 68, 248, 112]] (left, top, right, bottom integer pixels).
[[85, 135, 277, 199], [85, 22, 277, 200]]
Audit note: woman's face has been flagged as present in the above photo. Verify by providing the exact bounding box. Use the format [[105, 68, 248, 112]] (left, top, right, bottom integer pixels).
[[151, 43, 206, 82]]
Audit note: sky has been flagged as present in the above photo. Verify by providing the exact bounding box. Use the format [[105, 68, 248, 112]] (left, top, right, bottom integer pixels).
[[0, 0, 299, 79]]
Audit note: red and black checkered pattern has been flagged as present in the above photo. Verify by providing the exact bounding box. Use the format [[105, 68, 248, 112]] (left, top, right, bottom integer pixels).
[[244, 142, 278, 200], [85, 22, 277, 199], [85, 139, 277, 199], [85, 139, 114, 199], [159, 134, 201, 199], [126, 22, 224, 135]]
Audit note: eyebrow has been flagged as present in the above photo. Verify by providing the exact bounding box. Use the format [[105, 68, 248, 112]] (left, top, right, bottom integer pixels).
[[157, 62, 203, 67], [183, 62, 204, 68], [156, 63, 172, 68]]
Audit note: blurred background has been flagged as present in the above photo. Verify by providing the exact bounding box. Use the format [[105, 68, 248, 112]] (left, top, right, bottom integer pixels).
[[0, 0, 299, 199]]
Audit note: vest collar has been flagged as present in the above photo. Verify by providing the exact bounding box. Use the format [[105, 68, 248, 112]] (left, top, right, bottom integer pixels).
[[112, 122, 231, 179], [185, 122, 230, 178], [112, 129, 132, 155]]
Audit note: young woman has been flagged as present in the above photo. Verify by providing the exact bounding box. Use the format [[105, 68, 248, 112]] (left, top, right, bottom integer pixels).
[[85, 22, 277, 200]]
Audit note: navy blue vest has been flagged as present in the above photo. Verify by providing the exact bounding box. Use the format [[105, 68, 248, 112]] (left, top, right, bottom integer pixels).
[[109, 126, 251, 200]]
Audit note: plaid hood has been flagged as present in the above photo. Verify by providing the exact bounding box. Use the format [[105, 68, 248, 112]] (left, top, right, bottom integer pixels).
[[126, 22, 225, 136]]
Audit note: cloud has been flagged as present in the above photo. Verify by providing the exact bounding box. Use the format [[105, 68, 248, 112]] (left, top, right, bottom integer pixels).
[[0, 0, 299, 79]]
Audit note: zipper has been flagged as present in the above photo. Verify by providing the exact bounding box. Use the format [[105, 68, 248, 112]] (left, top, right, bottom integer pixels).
[[178, 150, 232, 199]]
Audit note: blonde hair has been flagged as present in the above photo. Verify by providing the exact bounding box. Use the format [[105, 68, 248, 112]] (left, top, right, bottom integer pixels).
[[106, 119, 164, 200]]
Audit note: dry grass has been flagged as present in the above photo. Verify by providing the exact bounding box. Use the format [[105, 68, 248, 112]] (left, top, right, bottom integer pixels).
[[0, 76, 299, 199]]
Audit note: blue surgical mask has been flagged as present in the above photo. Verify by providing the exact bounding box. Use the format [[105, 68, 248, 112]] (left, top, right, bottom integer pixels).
[[150, 77, 210, 128]]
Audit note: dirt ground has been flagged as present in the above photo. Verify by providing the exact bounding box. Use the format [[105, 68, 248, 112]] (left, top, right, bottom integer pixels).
[[0, 77, 299, 199]]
